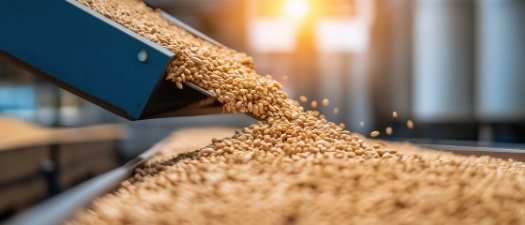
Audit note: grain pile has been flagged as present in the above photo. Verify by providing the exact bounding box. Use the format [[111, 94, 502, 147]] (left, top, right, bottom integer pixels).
[[69, 126, 525, 225], [70, 0, 525, 224]]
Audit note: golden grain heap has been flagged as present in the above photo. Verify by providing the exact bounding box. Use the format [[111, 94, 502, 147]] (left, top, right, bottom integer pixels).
[[70, 0, 525, 224]]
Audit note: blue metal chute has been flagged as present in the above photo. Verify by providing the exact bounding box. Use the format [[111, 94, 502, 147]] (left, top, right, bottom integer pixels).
[[0, 0, 223, 120]]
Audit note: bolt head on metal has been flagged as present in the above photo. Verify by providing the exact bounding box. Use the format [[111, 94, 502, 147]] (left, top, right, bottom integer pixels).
[[138, 50, 148, 62]]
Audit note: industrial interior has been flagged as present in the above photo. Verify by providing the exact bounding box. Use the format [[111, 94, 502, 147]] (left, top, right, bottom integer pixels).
[[1, 0, 525, 224]]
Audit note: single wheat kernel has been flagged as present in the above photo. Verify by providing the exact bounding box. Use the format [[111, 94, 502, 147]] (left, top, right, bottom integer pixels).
[[322, 98, 329, 106], [311, 101, 317, 108], [393, 111, 398, 118], [300, 96, 307, 102], [407, 120, 414, 129], [370, 131, 380, 137], [333, 108, 339, 115], [386, 127, 392, 135]]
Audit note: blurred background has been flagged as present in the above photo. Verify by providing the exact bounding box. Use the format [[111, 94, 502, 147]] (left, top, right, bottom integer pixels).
[[1, 0, 525, 220], [3, 0, 525, 146]]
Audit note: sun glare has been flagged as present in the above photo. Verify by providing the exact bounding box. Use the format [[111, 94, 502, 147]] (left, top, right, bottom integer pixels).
[[284, 0, 309, 19]]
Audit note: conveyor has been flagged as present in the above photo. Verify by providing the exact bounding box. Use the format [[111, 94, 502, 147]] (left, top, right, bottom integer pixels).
[[5, 135, 525, 225], [0, 0, 226, 120]]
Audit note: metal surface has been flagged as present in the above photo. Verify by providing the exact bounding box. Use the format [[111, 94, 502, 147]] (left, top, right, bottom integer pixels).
[[0, 0, 247, 121], [418, 144, 525, 162], [161, 12, 221, 46], [0, 0, 169, 120], [5, 141, 525, 225], [476, 0, 525, 121], [4, 137, 168, 225]]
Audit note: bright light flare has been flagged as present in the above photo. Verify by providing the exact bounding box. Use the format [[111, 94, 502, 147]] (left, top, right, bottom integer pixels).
[[284, 0, 309, 19]]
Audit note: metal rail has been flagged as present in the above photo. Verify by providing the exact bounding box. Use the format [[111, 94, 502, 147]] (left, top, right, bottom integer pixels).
[[4, 136, 169, 225]]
